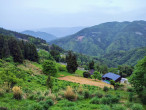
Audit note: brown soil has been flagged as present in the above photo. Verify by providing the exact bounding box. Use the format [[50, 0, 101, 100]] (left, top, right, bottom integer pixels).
[[58, 76, 113, 88]]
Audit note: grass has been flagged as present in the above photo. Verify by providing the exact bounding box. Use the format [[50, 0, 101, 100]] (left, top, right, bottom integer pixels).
[[0, 61, 145, 110]]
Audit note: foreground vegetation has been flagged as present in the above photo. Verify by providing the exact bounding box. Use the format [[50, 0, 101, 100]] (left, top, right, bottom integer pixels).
[[0, 59, 145, 110]]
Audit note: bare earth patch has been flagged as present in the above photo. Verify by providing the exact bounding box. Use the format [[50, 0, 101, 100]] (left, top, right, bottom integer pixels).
[[58, 76, 113, 88]]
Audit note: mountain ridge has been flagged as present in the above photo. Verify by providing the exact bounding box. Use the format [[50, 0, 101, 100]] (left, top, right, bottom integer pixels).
[[50, 20, 146, 56]]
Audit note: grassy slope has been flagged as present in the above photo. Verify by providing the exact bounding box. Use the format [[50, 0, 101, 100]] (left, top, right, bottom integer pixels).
[[0, 61, 145, 110]]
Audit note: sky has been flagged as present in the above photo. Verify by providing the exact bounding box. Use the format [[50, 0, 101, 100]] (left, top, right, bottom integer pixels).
[[0, 0, 146, 31]]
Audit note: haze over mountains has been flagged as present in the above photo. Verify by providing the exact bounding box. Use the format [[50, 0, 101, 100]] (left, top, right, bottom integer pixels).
[[35, 26, 86, 37], [22, 30, 57, 42], [51, 20, 146, 56]]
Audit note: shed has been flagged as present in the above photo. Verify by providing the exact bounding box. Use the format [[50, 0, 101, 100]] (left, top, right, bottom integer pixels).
[[102, 72, 121, 83]]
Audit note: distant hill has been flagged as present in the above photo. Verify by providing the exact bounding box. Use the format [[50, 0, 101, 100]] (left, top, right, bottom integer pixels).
[[36, 26, 86, 37], [0, 27, 50, 51], [22, 30, 57, 42], [51, 21, 146, 56]]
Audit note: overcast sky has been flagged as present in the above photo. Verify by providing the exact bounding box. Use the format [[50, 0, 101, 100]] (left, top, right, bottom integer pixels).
[[0, 0, 146, 31]]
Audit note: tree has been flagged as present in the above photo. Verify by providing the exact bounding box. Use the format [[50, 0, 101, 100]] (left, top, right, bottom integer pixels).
[[130, 56, 146, 104], [118, 65, 133, 77], [66, 51, 78, 73], [8, 37, 23, 63], [93, 71, 101, 80], [42, 60, 57, 77], [89, 60, 94, 69], [42, 60, 57, 89]]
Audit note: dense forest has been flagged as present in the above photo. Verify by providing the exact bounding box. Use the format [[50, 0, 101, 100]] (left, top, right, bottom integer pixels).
[[51, 21, 146, 56]]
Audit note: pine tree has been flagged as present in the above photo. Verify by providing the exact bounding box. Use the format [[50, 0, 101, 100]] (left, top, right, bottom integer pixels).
[[0, 35, 4, 59], [2, 39, 10, 58], [66, 51, 78, 73], [8, 37, 23, 63]]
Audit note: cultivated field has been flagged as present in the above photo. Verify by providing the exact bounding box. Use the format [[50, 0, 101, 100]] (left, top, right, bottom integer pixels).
[[58, 76, 113, 88]]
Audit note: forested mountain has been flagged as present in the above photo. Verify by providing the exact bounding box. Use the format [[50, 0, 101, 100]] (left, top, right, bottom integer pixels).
[[0, 28, 51, 51], [51, 21, 146, 56], [22, 30, 57, 42], [100, 47, 146, 67], [0, 34, 38, 63]]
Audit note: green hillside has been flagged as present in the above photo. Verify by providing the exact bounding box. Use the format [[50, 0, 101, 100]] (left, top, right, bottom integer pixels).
[[100, 47, 146, 67], [51, 21, 146, 56]]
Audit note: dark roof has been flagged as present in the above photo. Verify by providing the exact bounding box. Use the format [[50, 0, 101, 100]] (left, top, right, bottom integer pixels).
[[102, 72, 121, 81]]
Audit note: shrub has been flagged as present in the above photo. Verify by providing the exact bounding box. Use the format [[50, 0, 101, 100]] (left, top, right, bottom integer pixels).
[[37, 95, 45, 101], [12, 86, 22, 100], [77, 85, 84, 95], [0, 88, 4, 97], [125, 102, 134, 108], [96, 92, 103, 98], [28, 103, 43, 110], [131, 104, 143, 110], [77, 94, 84, 100], [127, 87, 134, 92], [129, 92, 134, 102], [103, 86, 109, 92], [64, 86, 77, 101], [44, 90, 50, 96], [84, 90, 90, 99], [90, 97, 100, 104], [43, 98, 54, 109], [112, 104, 126, 110], [58, 65, 66, 71], [83, 72, 91, 78], [100, 97, 111, 104], [29, 94, 37, 100]]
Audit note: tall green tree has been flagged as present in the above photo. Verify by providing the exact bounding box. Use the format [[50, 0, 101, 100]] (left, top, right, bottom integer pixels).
[[130, 56, 146, 104], [89, 60, 94, 69], [8, 37, 23, 63], [2, 39, 10, 58], [66, 51, 78, 73], [42, 60, 57, 89]]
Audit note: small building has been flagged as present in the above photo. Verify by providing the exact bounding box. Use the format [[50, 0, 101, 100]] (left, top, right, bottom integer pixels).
[[120, 78, 129, 84], [102, 72, 121, 83]]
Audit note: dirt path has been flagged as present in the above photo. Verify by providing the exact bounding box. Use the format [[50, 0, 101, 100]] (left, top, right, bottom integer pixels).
[[58, 76, 113, 88]]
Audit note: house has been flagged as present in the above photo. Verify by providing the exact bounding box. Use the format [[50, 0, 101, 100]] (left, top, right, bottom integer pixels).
[[102, 72, 121, 83]]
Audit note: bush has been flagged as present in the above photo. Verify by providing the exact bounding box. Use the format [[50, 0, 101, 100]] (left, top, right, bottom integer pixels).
[[112, 104, 126, 110], [83, 72, 91, 78], [127, 87, 134, 92], [0, 88, 4, 97], [77, 85, 84, 95], [12, 86, 22, 100], [29, 94, 37, 100], [103, 86, 109, 92], [42, 98, 54, 109], [129, 92, 134, 102], [131, 104, 143, 110], [77, 94, 84, 100], [90, 97, 100, 104], [96, 92, 103, 98], [100, 97, 111, 105], [28, 103, 43, 110], [64, 86, 77, 101], [37, 95, 45, 101], [84, 90, 90, 99], [125, 102, 134, 108], [58, 65, 66, 71]]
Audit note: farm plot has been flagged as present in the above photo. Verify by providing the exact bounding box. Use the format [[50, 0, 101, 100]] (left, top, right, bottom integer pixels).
[[58, 76, 113, 88]]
